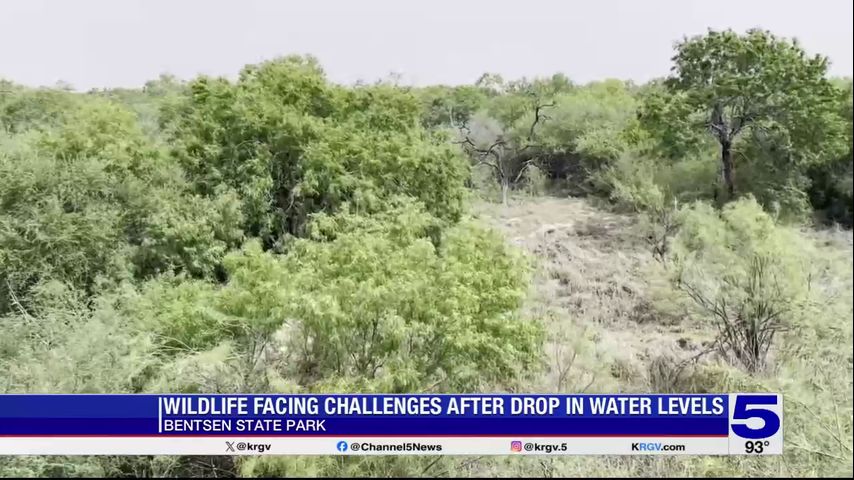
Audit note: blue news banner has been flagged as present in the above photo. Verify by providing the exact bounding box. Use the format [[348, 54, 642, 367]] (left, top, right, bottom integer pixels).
[[0, 394, 782, 456]]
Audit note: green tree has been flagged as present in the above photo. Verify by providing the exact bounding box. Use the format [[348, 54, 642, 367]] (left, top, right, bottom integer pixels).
[[165, 56, 468, 243], [660, 29, 847, 200]]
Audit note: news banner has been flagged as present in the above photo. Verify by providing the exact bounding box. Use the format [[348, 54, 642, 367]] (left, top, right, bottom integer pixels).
[[0, 394, 782, 456]]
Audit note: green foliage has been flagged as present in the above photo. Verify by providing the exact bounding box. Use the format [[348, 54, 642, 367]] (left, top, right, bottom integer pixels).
[[38, 99, 157, 169], [0, 99, 244, 314], [416, 84, 489, 128], [128, 187, 245, 278], [643, 29, 849, 214], [466, 79, 639, 195], [165, 56, 469, 242], [240, 455, 458, 478], [663, 227, 852, 475], [595, 151, 718, 213], [1, 281, 160, 394], [0, 143, 129, 313], [132, 277, 236, 353], [636, 81, 715, 159], [480, 74, 573, 127], [669, 198, 819, 372], [214, 200, 542, 392], [540, 79, 638, 165], [596, 153, 667, 213], [0, 456, 105, 478], [806, 79, 853, 226], [0, 80, 79, 133], [669, 28, 844, 161], [88, 75, 187, 140]]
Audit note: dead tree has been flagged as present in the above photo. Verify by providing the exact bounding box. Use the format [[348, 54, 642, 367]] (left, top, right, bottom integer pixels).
[[455, 97, 554, 205]]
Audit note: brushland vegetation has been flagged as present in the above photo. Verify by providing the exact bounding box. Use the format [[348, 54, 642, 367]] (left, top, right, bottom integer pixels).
[[1, 28, 852, 477]]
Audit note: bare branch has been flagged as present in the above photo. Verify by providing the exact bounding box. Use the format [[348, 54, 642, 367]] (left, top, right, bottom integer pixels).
[[474, 154, 502, 176], [512, 158, 538, 184], [527, 101, 556, 143]]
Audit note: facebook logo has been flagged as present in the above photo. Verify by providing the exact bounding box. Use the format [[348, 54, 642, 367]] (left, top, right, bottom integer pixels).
[[336, 441, 348, 452]]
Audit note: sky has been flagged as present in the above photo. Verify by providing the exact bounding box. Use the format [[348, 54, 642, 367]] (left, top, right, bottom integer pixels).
[[1, 0, 852, 90]]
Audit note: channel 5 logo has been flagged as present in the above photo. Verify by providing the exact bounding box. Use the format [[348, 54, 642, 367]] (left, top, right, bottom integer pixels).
[[728, 393, 783, 455], [729, 394, 781, 439]]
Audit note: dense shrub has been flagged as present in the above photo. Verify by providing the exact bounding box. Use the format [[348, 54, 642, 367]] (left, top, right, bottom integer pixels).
[[216, 200, 540, 392], [668, 198, 820, 372], [0, 101, 244, 314], [165, 56, 469, 242]]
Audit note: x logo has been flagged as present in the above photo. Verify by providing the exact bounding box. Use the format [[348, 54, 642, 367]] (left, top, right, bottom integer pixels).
[[225, 441, 235, 452]]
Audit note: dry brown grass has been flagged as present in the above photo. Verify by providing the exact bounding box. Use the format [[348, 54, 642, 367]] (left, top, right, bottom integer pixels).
[[471, 195, 715, 395]]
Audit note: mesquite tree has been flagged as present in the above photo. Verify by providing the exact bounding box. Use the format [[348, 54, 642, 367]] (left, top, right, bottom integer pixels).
[[657, 29, 844, 200]]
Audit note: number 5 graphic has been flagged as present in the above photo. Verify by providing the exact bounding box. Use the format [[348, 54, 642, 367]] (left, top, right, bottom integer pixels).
[[731, 395, 781, 439]]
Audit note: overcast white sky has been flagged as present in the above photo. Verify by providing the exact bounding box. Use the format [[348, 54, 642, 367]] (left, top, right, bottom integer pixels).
[[1, 0, 852, 90]]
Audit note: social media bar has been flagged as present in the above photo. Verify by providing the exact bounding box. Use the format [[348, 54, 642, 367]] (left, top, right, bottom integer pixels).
[[0, 437, 746, 455]]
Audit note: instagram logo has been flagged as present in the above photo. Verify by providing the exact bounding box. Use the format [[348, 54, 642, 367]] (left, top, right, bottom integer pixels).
[[511, 441, 523, 452]]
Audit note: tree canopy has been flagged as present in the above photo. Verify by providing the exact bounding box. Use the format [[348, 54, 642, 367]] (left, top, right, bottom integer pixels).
[[165, 56, 469, 244], [644, 29, 848, 202]]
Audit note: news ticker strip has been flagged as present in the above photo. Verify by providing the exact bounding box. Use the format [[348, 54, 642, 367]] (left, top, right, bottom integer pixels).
[[0, 437, 775, 455], [0, 393, 782, 455]]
